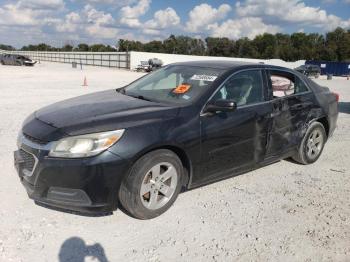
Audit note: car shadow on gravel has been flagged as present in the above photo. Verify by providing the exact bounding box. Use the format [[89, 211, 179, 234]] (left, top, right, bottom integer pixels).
[[338, 102, 350, 114], [59, 237, 109, 262]]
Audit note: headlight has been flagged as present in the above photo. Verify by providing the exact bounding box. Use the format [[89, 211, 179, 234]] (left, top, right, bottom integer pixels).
[[49, 130, 125, 158]]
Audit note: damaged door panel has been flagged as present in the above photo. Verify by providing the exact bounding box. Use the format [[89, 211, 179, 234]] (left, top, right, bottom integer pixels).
[[199, 104, 271, 184], [265, 69, 317, 158], [197, 69, 270, 185]]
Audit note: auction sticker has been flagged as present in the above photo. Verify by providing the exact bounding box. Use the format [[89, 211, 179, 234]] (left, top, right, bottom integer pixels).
[[190, 75, 218, 81], [173, 84, 191, 94]]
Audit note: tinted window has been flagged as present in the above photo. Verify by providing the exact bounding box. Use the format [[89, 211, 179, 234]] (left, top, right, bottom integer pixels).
[[295, 76, 309, 93], [214, 70, 264, 106]]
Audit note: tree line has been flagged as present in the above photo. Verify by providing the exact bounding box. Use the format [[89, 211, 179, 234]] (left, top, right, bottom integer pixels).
[[1, 27, 350, 62], [18, 43, 117, 52]]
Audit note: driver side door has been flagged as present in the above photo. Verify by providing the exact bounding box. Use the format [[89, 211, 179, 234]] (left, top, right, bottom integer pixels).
[[195, 69, 271, 185]]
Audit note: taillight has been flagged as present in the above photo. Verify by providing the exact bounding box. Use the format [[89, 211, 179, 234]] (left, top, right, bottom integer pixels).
[[332, 92, 339, 102]]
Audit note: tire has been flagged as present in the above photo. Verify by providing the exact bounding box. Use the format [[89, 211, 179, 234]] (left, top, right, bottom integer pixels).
[[119, 149, 183, 219], [0, 60, 4, 65], [293, 122, 327, 165]]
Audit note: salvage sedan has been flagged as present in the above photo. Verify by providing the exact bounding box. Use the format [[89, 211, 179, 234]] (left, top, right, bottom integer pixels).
[[14, 61, 339, 219], [1, 54, 36, 66]]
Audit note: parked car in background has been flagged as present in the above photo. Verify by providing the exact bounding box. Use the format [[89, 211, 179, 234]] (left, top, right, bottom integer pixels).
[[136, 58, 163, 72], [14, 61, 338, 219], [295, 64, 321, 78], [0, 54, 36, 66]]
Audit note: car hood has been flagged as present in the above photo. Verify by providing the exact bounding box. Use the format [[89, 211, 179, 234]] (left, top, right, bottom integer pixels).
[[34, 89, 179, 136]]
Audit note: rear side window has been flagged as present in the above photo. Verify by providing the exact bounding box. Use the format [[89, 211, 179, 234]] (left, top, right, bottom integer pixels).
[[268, 70, 309, 98], [294, 76, 309, 93], [214, 70, 264, 106]]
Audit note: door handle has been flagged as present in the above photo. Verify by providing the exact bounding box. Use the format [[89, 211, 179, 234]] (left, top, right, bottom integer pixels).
[[270, 111, 281, 118]]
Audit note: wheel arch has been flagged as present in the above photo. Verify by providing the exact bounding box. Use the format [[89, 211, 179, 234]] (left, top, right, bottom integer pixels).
[[315, 116, 329, 137], [133, 144, 193, 190]]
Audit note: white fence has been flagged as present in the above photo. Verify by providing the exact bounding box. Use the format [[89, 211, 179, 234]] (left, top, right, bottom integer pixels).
[[129, 51, 305, 70], [1, 49, 305, 70], [1, 50, 130, 69]]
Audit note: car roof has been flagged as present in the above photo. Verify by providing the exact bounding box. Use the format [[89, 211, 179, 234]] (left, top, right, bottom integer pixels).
[[170, 60, 289, 71], [171, 60, 262, 69]]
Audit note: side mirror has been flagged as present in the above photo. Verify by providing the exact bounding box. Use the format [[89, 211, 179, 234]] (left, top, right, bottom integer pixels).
[[205, 99, 237, 113]]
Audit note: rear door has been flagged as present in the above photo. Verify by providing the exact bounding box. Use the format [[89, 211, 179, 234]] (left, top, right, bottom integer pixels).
[[265, 69, 314, 158], [196, 69, 271, 185], [4, 54, 11, 64], [9, 55, 15, 65]]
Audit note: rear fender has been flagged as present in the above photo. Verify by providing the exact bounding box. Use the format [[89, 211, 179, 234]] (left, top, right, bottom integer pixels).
[[295, 108, 326, 144]]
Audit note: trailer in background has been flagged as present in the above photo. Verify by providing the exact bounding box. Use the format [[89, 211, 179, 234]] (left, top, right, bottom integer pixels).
[[306, 61, 350, 76]]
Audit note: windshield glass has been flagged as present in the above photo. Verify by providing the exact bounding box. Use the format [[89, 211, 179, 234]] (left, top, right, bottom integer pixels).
[[124, 65, 225, 104]]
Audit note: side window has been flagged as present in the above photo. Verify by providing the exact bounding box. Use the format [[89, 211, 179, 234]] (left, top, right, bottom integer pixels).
[[295, 76, 309, 93], [214, 70, 264, 106], [269, 70, 294, 98], [269, 70, 308, 98]]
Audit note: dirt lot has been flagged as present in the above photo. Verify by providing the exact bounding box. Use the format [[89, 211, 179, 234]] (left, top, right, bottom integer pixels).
[[0, 62, 349, 262]]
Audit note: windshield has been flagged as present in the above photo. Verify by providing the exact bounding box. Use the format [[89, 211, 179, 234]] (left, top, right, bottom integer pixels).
[[124, 65, 225, 104]]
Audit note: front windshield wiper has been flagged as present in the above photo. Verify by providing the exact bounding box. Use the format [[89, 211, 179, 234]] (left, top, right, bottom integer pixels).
[[125, 93, 153, 102], [116, 88, 153, 102]]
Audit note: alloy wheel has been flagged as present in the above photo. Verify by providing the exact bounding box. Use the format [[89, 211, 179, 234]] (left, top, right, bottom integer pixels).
[[306, 128, 324, 160], [140, 162, 178, 210]]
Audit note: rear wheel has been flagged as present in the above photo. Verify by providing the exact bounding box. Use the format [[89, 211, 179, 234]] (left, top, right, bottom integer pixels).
[[293, 122, 326, 164], [119, 149, 183, 219]]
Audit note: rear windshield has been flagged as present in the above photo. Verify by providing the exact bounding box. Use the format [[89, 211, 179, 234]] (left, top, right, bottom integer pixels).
[[124, 65, 225, 104]]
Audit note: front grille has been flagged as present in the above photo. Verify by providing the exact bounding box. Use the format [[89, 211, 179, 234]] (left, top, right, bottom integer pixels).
[[19, 149, 36, 172], [23, 133, 47, 145]]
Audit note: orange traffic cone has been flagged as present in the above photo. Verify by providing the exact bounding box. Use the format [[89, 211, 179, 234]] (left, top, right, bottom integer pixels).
[[82, 76, 88, 87]]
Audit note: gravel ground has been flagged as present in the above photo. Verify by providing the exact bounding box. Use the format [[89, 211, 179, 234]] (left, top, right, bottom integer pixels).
[[0, 62, 349, 262]]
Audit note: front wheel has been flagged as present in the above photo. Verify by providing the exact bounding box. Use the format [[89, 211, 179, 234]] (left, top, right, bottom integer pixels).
[[119, 149, 183, 219], [293, 122, 326, 164]]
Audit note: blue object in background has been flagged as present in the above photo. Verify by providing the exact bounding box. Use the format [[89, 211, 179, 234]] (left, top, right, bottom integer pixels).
[[306, 61, 350, 76]]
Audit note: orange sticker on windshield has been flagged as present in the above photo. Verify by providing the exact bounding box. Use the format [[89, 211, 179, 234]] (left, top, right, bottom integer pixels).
[[173, 84, 191, 94]]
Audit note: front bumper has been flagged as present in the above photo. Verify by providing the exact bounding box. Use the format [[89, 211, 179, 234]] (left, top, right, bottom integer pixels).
[[14, 133, 130, 215]]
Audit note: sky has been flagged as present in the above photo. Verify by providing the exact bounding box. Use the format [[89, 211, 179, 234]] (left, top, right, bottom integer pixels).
[[0, 0, 350, 48]]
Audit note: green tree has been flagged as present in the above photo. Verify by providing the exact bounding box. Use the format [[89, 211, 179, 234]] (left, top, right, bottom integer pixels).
[[205, 37, 235, 57], [253, 33, 277, 59], [0, 44, 15, 51], [143, 41, 164, 53], [162, 35, 177, 53], [61, 44, 73, 52], [235, 38, 258, 58], [117, 39, 144, 52], [89, 44, 116, 52], [274, 33, 293, 61], [13, 27, 350, 62], [74, 43, 89, 52], [326, 27, 350, 61]]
